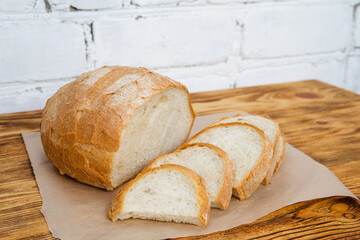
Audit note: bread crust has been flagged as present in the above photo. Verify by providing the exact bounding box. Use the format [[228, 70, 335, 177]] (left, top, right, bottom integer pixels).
[[109, 164, 210, 226], [213, 144, 235, 209], [186, 122, 273, 200], [244, 114, 281, 185], [144, 143, 235, 210], [262, 133, 280, 185], [274, 133, 286, 173], [40, 66, 195, 190], [195, 144, 235, 210], [233, 130, 272, 200]]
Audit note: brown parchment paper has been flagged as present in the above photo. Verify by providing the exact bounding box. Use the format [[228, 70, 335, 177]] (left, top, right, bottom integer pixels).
[[22, 111, 357, 240]]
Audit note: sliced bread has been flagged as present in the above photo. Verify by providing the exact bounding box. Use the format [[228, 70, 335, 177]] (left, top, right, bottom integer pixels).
[[211, 114, 280, 185], [143, 143, 235, 210], [187, 123, 273, 200], [109, 164, 210, 226]]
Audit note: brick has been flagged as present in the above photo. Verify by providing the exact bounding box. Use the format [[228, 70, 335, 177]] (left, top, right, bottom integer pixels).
[[243, 5, 352, 58], [47, 0, 69, 11], [69, 0, 122, 10], [132, 0, 183, 6], [236, 59, 346, 89], [177, 75, 233, 93], [345, 56, 360, 93], [131, 0, 203, 6], [0, 0, 36, 12], [93, 14, 236, 68], [0, 79, 73, 114], [355, 5, 360, 47], [208, 0, 268, 4], [0, 21, 87, 83], [156, 64, 234, 92]]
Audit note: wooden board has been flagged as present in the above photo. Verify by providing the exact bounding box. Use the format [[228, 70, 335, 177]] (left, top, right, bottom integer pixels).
[[176, 196, 360, 239], [0, 80, 359, 239]]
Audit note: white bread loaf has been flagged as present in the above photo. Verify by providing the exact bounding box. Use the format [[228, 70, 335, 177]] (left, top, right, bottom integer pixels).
[[187, 123, 273, 200], [109, 164, 210, 226], [40, 66, 195, 190], [144, 143, 235, 209], [212, 114, 281, 185]]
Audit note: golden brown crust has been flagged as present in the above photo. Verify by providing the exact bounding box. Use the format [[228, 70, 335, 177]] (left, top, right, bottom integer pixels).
[[274, 133, 286, 173], [213, 144, 235, 210], [179, 143, 235, 210], [231, 114, 280, 185], [143, 143, 235, 210], [109, 164, 210, 226], [262, 129, 281, 185], [233, 131, 273, 200], [186, 122, 273, 200], [232, 113, 247, 117], [184, 143, 235, 210], [218, 116, 230, 122], [40, 66, 194, 190], [242, 116, 276, 188]]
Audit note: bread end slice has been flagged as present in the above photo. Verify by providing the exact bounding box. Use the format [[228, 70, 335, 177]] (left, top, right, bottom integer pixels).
[[109, 164, 210, 226]]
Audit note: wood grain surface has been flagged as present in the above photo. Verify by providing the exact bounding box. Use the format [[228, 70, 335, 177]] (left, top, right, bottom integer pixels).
[[176, 196, 360, 240], [0, 80, 359, 239]]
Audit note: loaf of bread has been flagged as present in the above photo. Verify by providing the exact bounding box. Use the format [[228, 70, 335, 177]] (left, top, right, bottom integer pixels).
[[40, 66, 195, 190], [187, 123, 273, 200], [143, 143, 235, 209], [109, 164, 210, 226]]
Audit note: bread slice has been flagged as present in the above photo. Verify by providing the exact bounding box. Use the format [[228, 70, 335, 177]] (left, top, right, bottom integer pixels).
[[211, 114, 280, 185], [40, 66, 195, 190], [274, 133, 286, 173], [109, 164, 210, 226], [144, 143, 235, 210], [187, 123, 273, 200]]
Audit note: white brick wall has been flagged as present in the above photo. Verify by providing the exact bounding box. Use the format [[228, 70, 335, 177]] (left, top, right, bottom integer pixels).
[[157, 63, 234, 92], [0, 21, 87, 83], [0, 0, 36, 13], [0, 0, 359, 114], [131, 0, 195, 6], [236, 59, 347, 88], [0, 79, 74, 114], [69, 0, 122, 10], [242, 5, 352, 58], [355, 4, 360, 47], [346, 55, 360, 92], [94, 14, 236, 68]]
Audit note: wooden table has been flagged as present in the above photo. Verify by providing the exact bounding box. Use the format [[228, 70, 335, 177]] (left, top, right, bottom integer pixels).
[[1, 80, 359, 239]]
